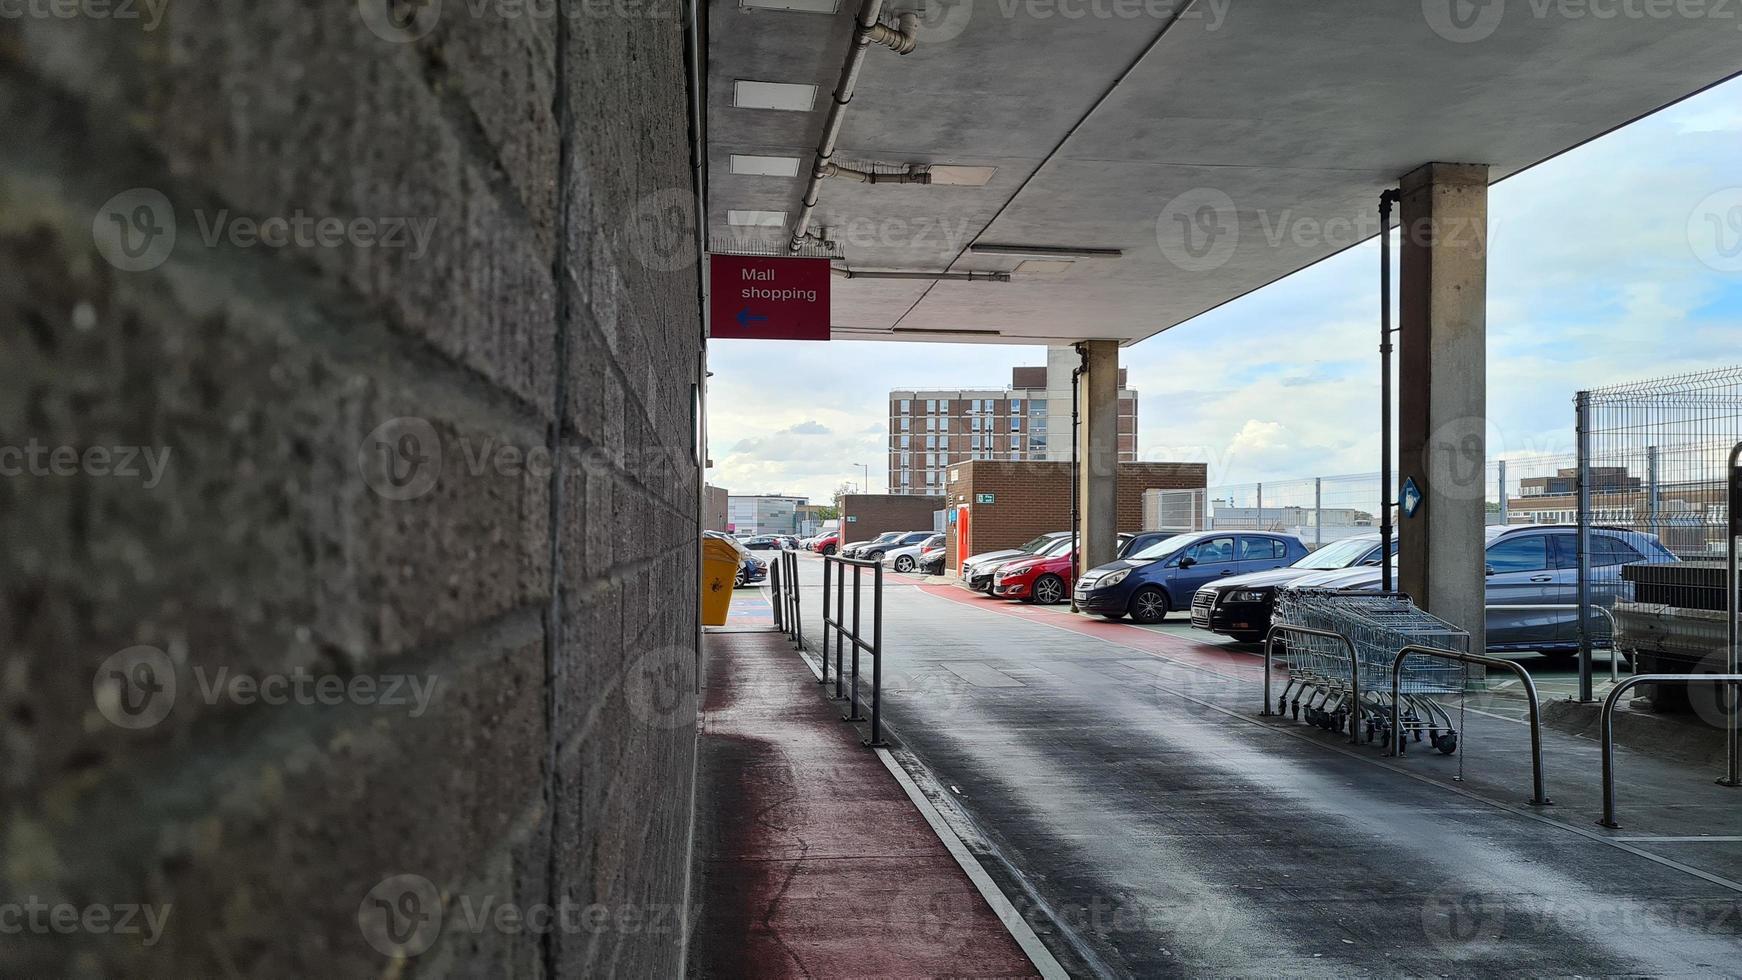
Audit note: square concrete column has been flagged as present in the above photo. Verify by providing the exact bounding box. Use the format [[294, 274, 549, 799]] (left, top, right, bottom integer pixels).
[[1076, 340, 1120, 572], [1397, 162, 1489, 658]]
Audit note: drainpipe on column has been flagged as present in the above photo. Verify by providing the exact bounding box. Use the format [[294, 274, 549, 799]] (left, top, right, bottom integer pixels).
[[1070, 347, 1086, 612]]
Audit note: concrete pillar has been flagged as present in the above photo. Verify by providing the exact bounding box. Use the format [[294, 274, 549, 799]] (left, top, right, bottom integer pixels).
[[1077, 340, 1120, 572], [1397, 162, 1489, 658]]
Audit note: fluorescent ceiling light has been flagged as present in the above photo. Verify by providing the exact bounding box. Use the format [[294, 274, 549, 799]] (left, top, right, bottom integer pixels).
[[730, 154, 802, 178], [727, 209, 788, 227], [1016, 259, 1075, 275], [733, 80, 817, 112], [970, 243, 1123, 258], [927, 165, 997, 187], [740, 0, 841, 11]]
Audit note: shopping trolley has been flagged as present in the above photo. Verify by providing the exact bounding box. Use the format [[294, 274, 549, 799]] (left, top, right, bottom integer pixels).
[[1271, 589, 1469, 753]]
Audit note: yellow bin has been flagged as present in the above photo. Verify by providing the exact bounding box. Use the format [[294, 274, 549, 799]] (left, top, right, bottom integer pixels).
[[700, 537, 741, 626]]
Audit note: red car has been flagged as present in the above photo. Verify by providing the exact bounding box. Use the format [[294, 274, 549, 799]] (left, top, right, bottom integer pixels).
[[991, 547, 1076, 604], [810, 532, 839, 556]]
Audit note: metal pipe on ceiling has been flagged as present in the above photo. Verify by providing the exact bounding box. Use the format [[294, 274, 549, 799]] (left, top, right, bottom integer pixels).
[[821, 162, 932, 185], [831, 268, 1010, 281], [789, 2, 919, 251]]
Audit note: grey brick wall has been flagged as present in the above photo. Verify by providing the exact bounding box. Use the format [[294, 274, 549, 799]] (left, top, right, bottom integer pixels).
[[1, 3, 702, 976]]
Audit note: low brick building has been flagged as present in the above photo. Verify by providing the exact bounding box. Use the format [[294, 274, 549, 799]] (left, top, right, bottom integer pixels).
[[942, 461, 1207, 568], [840, 493, 945, 544], [704, 484, 729, 532]]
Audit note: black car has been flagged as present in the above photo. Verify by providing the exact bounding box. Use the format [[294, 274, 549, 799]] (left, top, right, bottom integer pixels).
[[1191, 533, 1392, 643], [740, 535, 783, 551], [918, 548, 945, 575]]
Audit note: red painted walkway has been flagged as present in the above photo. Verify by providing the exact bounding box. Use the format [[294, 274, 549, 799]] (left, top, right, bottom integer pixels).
[[690, 629, 1039, 979]]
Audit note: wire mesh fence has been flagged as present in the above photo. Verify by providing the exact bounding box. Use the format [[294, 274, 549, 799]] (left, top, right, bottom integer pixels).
[[1575, 366, 1742, 699]]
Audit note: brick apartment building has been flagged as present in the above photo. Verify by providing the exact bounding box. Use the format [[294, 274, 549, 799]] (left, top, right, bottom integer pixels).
[[887, 347, 1138, 495], [942, 460, 1208, 568]]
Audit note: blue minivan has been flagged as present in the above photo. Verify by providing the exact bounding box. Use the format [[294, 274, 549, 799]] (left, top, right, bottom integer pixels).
[[1075, 531, 1310, 623]]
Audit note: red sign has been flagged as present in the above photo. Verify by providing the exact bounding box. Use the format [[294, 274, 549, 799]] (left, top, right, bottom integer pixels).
[[708, 254, 830, 341]]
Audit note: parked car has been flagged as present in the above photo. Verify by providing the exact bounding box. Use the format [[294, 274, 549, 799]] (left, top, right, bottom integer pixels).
[[774, 535, 801, 549], [918, 549, 945, 575], [864, 530, 935, 563], [1273, 524, 1678, 658], [1075, 531, 1310, 624], [991, 537, 1080, 604], [882, 532, 944, 572], [1191, 533, 1394, 643], [740, 535, 782, 551], [961, 531, 1073, 592], [737, 553, 767, 586], [841, 530, 903, 559], [811, 532, 839, 556]]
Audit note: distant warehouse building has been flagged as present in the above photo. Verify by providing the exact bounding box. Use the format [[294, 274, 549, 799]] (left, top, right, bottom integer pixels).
[[726, 494, 807, 535], [887, 347, 1138, 495], [942, 460, 1206, 570]]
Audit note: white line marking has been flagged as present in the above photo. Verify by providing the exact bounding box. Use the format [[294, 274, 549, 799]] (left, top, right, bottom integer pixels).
[[875, 747, 1070, 980]]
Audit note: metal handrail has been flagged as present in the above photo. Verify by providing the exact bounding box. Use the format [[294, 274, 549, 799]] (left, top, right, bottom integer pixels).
[[822, 554, 888, 747], [1599, 673, 1742, 828], [1261, 624, 1362, 744], [1485, 603, 1622, 683], [1388, 645, 1552, 807]]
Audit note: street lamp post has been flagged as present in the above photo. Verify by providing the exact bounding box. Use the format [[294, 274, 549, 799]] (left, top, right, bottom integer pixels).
[[856, 463, 870, 493]]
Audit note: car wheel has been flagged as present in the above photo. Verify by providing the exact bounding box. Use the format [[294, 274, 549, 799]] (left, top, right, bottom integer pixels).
[[1033, 574, 1065, 605], [867, 551, 884, 562], [1129, 587, 1170, 624], [823, 545, 836, 556], [895, 555, 916, 572]]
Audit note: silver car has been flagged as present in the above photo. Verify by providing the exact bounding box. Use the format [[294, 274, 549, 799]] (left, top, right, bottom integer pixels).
[[1279, 524, 1677, 658]]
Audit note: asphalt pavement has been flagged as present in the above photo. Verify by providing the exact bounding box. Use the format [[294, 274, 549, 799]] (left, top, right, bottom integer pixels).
[[776, 552, 1742, 977]]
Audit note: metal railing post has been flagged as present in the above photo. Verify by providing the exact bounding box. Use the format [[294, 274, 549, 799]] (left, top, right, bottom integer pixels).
[[833, 559, 846, 699], [1497, 459, 1508, 526], [1601, 673, 1742, 827], [846, 564, 865, 721], [821, 556, 833, 686], [1576, 390, 1595, 703], [1389, 645, 1551, 806], [771, 558, 784, 633], [1726, 443, 1741, 787], [867, 561, 886, 746], [790, 552, 804, 651]]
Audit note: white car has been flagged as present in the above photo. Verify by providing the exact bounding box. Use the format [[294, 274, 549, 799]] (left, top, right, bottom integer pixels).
[[880, 532, 944, 573]]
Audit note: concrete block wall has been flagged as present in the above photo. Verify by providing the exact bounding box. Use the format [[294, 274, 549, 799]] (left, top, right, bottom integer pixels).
[[943, 462, 1207, 565], [1, 4, 702, 977]]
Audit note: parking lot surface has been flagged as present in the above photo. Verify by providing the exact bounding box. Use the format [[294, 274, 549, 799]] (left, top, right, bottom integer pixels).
[[780, 553, 1742, 976]]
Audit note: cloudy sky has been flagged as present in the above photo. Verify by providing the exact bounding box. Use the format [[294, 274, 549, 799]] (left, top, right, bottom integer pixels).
[[705, 77, 1742, 507]]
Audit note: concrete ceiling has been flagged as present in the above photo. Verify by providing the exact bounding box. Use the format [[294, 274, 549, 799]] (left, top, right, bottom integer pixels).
[[706, 0, 1741, 346]]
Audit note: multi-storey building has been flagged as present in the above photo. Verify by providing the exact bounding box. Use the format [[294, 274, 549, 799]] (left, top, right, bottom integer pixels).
[[725, 494, 807, 534], [887, 350, 1138, 495]]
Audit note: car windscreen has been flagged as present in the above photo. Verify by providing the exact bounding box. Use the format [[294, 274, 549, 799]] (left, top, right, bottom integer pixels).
[[1293, 537, 1377, 570], [1036, 537, 1074, 557], [1125, 533, 1200, 561], [1017, 534, 1057, 552]]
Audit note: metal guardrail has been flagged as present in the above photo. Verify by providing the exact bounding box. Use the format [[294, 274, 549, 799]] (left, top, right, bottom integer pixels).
[[1598, 672, 1742, 828], [771, 549, 803, 649], [823, 554, 888, 747], [1261, 624, 1362, 744], [1388, 645, 1552, 807], [1485, 603, 1622, 685]]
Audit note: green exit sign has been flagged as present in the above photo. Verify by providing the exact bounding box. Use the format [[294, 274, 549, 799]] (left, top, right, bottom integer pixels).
[[976, 493, 995, 504]]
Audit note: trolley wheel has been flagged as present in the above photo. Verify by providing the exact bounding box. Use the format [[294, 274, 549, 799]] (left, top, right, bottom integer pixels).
[[1291, 701, 1301, 720], [1435, 732, 1458, 755]]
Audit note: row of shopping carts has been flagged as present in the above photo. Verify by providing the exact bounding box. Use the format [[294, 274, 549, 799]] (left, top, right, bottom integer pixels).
[[1270, 589, 1470, 754]]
